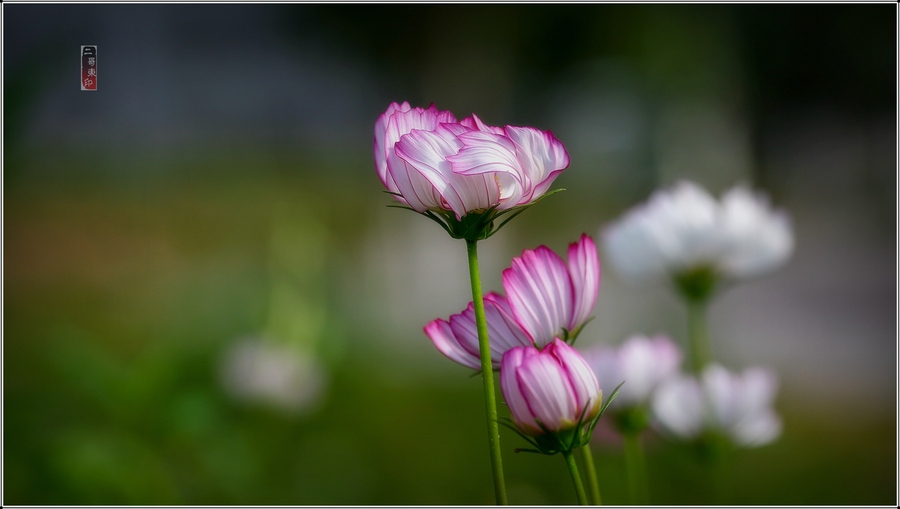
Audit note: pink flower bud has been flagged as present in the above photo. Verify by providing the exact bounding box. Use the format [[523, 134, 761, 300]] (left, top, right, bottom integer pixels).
[[501, 339, 602, 437]]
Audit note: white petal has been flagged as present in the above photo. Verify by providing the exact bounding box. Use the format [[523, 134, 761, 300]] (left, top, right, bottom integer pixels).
[[718, 185, 794, 278], [651, 374, 705, 439]]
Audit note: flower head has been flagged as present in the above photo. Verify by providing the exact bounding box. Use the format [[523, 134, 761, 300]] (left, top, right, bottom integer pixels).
[[501, 339, 603, 453], [424, 234, 600, 369], [375, 102, 569, 240], [651, 363, 782, 447], [504, 233, 600, 345], [602, 181, 793, 299]]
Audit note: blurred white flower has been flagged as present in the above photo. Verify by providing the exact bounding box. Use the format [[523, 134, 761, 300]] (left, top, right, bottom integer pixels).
[[219, 337, 326, 415], [602, 181, 793, 286], [651, 363, 782, 447], [583, 334, 682, 409], [717, 186, 794, 279]]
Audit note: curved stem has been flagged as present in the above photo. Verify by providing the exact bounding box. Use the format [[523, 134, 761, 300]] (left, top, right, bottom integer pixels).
[[466, 239, 508, 505], [580, 444, 602, 505], [563, 450, 589, 505], [623, 431, 649, 505], [687, 299, 711, 373]]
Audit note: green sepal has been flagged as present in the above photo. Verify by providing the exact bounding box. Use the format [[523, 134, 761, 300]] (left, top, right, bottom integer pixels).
[[485, 188, 566, 238], [561, 316, 594, 346], [598, 381, 624, 417], [385, 188, 565, 241]]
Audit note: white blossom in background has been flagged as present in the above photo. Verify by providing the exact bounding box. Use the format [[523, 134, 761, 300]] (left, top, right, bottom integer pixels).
[[583, 334, 682, 410], [717, 186, 794, 279], [220, 337, 326, 415], [651, 363, 782, 447], [602, 180, 793, 284]]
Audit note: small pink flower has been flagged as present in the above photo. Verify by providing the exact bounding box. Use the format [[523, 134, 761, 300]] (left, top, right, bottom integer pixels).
[[503, 234, 600, 345], [374, 102, 569, 222], [501, 339, 602, 437], [424, 292, 532, 370]]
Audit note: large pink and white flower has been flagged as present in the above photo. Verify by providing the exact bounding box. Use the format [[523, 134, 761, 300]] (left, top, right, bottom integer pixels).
[[374, 102, 570, 221], [504, 233, 600, 345], [501, 339, 602, 437]]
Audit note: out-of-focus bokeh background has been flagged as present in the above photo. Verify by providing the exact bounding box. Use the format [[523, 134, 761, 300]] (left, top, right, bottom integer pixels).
[[4, 3, 896, 505]]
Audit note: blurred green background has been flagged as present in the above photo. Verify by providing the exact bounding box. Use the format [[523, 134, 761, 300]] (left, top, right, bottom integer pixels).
[[4, 3, 896, 505]]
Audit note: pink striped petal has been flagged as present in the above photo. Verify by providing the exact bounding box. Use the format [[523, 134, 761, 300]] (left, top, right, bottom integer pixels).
[[395, 124, 500, 219], [384, 105, 458, 212], [516, 352, 577, 432], [501, 346, 543, 435], [447, 130, 526, 208], [424, 318, 481, 370], [547, 339, 601, 420], [503, 126, 569, 204], [566, 234, 601, 331], [460, 113, 506, 135], [482, 292, 534, 355], [374, 101, 411, 195], [430, 293, 533, 370], [503, 246, 574, 346]]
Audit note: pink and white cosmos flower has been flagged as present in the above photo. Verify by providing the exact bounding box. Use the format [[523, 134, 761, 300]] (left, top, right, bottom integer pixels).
[[504, 233, 600, 345], [424, 234, 601, 369], [500, 339, 602, 437], [374, 102, 570, 220]]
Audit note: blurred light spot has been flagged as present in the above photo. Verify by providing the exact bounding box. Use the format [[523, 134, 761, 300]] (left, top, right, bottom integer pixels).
[[219, 336, 327, 415]]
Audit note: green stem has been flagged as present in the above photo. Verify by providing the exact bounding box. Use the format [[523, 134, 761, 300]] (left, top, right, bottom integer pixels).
[[466, 239, 508, 505], [580, 444, 602, 505], [563, 450, 589, 505], [701, 433, 730, 504], [623, 431, 649, 505], [687, 299, 711, 374]]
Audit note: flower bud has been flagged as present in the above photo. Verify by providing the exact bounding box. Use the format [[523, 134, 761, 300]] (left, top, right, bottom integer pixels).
[[501, 339, 602, 446]]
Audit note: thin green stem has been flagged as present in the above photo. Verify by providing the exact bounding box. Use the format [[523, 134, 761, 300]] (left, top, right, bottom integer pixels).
[[466, 239, 508, 505], [687, 299, 711, 374], [563, 450, 589, 505], [580, 444, 602, 505], [623, 431, 649, 505]]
